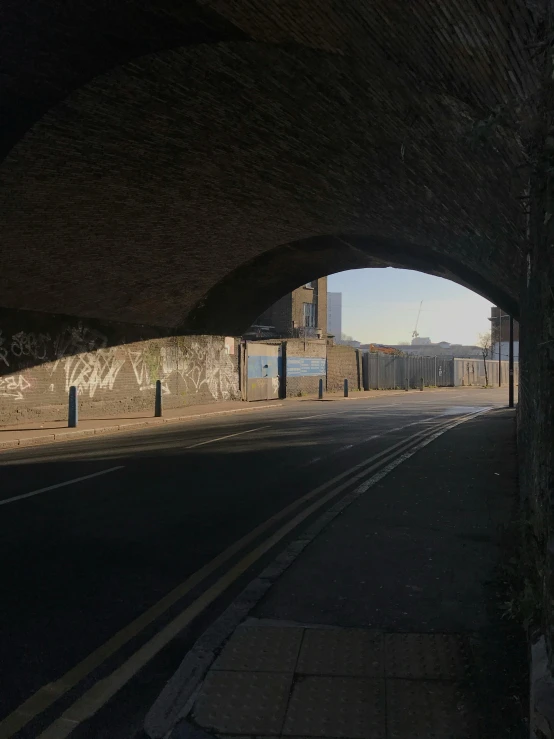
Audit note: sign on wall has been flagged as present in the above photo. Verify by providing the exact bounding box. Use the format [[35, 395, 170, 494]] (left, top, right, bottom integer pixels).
[[287, 356, 327, 377]]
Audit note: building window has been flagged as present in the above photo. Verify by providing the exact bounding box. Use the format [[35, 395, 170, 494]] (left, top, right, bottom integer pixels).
[[303, 302, 316, 328]]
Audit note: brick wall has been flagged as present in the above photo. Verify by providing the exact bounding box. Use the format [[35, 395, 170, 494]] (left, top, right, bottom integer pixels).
[[327, 344, 361, 392], [258, 277, 328, 338], [257, 294, 292, 336], [0, 316, 240, 424], [284, 338, 327, 396]]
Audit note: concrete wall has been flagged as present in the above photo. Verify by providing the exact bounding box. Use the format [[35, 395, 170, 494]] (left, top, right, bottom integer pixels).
[[284, 338, 327, 397], [0, 320, 240, 424], [327, 344, 361, 392]]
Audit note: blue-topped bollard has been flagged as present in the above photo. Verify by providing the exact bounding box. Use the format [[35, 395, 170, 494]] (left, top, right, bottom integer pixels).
[[68, 385, 78, 428], [155, 379, 163, 417], [318, 378, 323, 400], [344, 378, 349, 398]]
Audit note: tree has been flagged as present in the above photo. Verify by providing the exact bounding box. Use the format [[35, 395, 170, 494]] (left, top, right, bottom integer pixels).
[[477, 332, 492, 386], [338, 332, 355, 345]]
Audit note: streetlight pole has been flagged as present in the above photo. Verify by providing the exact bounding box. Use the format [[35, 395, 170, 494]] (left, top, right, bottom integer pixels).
[[498, 310, 502, 387], [509, 316, 514, 408]]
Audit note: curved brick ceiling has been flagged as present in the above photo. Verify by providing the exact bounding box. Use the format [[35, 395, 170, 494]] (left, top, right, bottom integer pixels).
[[0, 1, 540, 331]]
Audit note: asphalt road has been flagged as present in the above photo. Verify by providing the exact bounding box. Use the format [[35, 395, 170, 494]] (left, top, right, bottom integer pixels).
[[0, 388, 511, 739]]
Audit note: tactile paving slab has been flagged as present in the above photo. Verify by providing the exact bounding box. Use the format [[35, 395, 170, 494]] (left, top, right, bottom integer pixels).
[[282, 676, 386, 738], [386, 678, 474, 738], [213, 622, 303, 672], [297, 628, 384, 677], [385, 633, 470, 679], [193, 670, 292, 734]]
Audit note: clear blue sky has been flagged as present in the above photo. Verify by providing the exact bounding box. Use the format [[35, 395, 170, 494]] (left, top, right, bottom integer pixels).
[[327, 268, 493, 346]]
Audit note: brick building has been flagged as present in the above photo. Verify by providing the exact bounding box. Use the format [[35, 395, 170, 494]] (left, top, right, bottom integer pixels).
[[327, 292, 342, 339], [489, 306, 520, 361], [246, 278, 327, 339], [490, 306, 520, 342]]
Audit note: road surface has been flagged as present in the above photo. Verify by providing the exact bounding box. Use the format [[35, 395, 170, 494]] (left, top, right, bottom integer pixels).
[[0, 388, 510, 738]]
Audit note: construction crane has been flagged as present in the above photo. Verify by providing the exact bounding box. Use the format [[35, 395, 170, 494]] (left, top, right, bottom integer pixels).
[[412, 300, 423, 340]]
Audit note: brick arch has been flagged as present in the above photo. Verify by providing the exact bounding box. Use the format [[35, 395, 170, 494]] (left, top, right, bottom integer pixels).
[[0, 38, 529, 330], [182, 234, 520, 336], [0, 1, 252, 161], [0, 0, 538, 162]]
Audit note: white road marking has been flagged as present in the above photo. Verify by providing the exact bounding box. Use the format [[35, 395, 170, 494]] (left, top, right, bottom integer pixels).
[[305, 456, 322, 466], [184, 426, 268, 449], [295, 414, 332, 420], [0, 467, 125, 507]]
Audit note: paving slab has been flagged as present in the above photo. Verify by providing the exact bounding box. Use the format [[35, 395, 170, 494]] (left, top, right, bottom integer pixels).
[[192, 671, 292, 734], [297, 628, 384, 677], [212, 623, 303, 673], [282, 675, 385, 738], [386, 678, 475, 738], [384, 633, 470, 679]]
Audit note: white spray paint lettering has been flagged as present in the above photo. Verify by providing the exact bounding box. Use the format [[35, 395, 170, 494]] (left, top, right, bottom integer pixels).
[[0, 374, 31, 401], [0, 330, 8, 367], [10, 331, 51, 360], [63, 349, 125, 398]]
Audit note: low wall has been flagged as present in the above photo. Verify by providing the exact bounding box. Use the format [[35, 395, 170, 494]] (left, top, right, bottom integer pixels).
[[284, 339, 327, 397], [0, 325, 240, 424], [327, 344, 361, 392]]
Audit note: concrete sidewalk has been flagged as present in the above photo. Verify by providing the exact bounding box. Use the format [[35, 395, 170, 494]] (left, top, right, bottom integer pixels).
[[162, 409, 527, 739], [0, 387, 453, 451], [0, 399, 280, 450]]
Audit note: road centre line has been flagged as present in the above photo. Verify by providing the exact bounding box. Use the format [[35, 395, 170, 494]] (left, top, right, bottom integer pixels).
[[303, 414, 450, 464], [0, 467, 125, 507], [1, 410, 486, 738], [184, 426, 269, 449], [36, 409, 491, 739]]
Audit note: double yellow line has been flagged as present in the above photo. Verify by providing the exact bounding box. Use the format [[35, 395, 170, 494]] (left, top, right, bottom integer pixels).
[[1, 410, 486, 739]]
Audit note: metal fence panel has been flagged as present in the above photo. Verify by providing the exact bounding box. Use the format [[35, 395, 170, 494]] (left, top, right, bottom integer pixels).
[[363, 352, 456, 390], [363, 352, 517, 390]]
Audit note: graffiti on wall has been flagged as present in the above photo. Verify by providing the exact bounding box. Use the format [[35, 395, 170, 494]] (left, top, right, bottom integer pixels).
[[129, 339, 239, 400], [63, 349, 126, 398], [0, 325, 238, 405], [10, 331, 51, 360], [0, 331, 8, 367], [161, 340, 239, 400], [0, 374, 31, 401]]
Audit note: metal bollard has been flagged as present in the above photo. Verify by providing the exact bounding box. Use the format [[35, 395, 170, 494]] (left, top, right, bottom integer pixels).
[[344, 379, 349, 398], [68, 385, 78, 428], [318, 378, 324, 399], [155, 379, 163, 417], [420, 377, 424, 391], [405, 378, 409, 392]]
